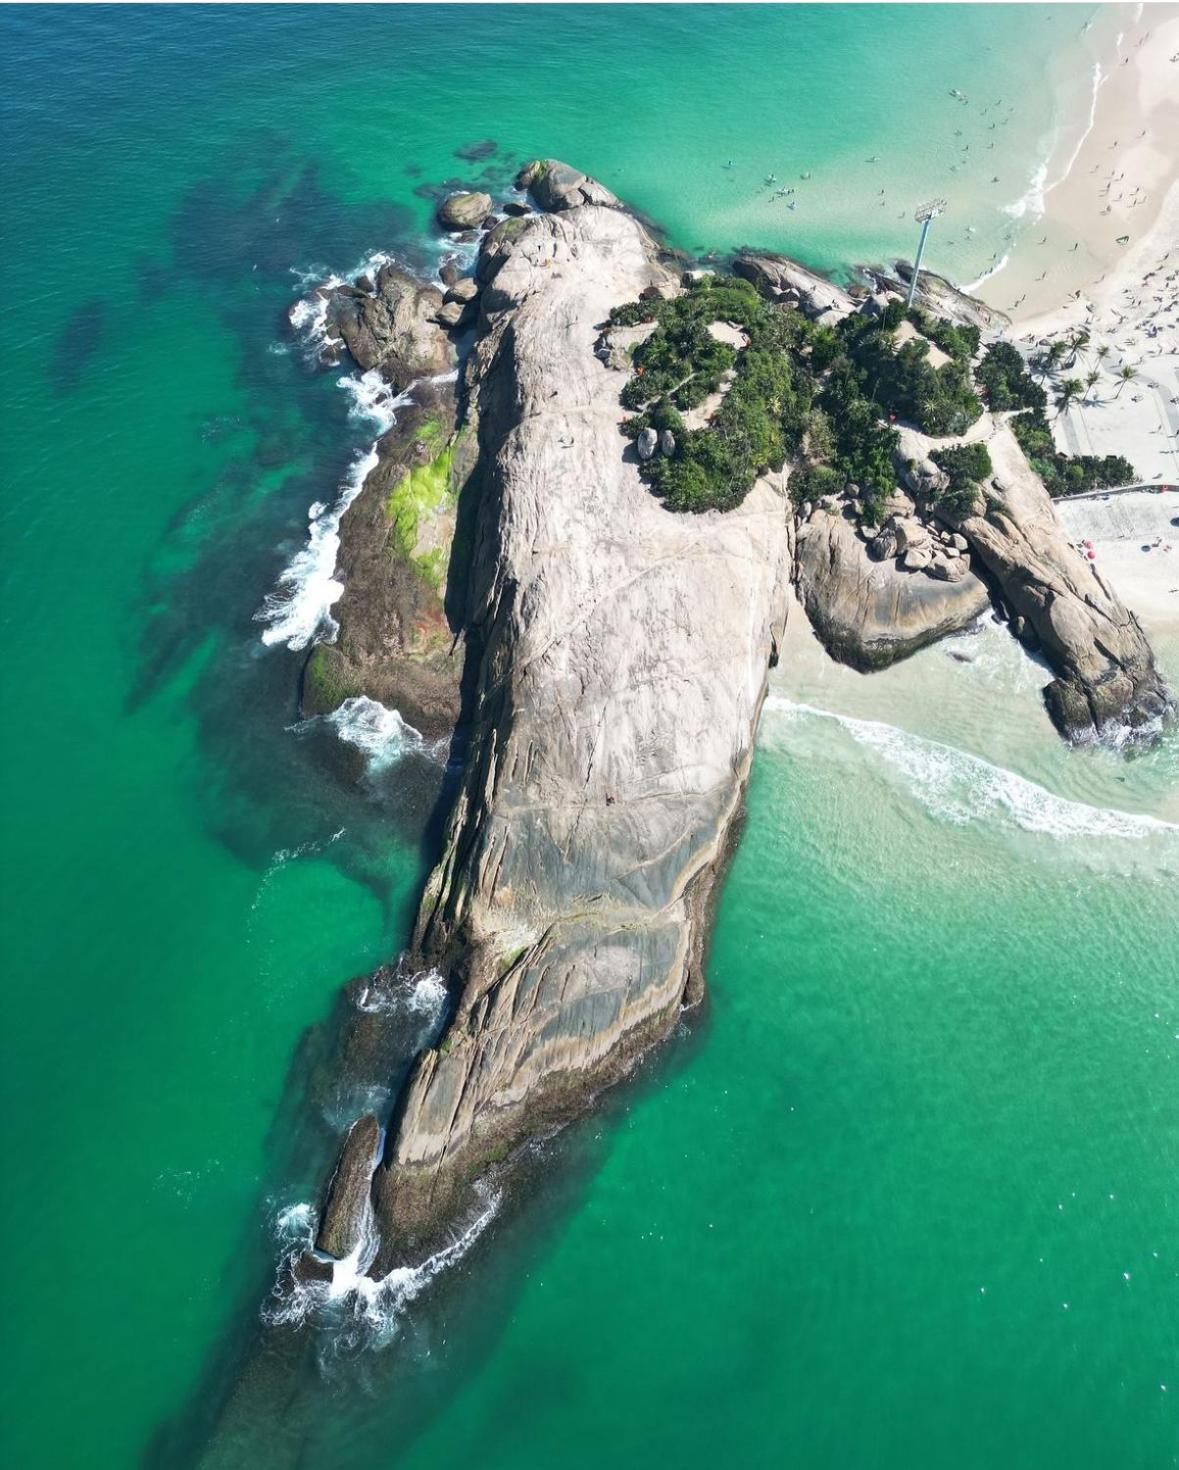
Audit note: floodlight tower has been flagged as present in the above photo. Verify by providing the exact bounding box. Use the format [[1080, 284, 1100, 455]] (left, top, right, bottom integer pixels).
[[905, 200, 947, 309]]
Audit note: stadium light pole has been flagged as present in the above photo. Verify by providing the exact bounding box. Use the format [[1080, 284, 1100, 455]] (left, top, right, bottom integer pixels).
[[906, 200, 947, 309]]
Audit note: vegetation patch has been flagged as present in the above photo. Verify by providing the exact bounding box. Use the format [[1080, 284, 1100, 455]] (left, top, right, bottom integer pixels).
[[930, 441, 993, 516], [611, 272, 1133, 520], [1011, 411, 1135, 498], [303, 645, 360, 714], [975, 341, 1047, 412], [838, 299, 982, 437], [615, 277, 812, 512], [385, 440, 457, 582]]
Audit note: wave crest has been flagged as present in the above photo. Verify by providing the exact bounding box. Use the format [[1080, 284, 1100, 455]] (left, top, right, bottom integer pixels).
[[765, 697, 1177, 841]]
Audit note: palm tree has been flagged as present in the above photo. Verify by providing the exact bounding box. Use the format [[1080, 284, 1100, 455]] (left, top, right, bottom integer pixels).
[[1096, 343, 1112, 365], [1115, 363, 1138, 397], [1066, 328, 1091, 367], [1055, 378, 1084, 417], [1085, 369, 1101, 403], [1047, 339, 1068, 373]]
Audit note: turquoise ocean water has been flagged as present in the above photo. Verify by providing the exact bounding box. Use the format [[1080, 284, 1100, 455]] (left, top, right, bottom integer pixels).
[[1, 6, 1176, 1468]]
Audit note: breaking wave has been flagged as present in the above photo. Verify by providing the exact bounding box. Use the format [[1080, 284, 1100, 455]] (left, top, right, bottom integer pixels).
[[264, 1184, 499, 1350], [338, 367, 404, 434], [1003, 157, 1049, 222], [325, 696, 426, 771], [354, 965, 448, 1023], [765, 697, 1178, 841], [255, 386, 412, 652], [1048, 60, 1104, 194], [962, 252, 1010, 293]]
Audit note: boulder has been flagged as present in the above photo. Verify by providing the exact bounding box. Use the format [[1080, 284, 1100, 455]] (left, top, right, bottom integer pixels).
[[315, 1114, 381, 1260], [502, 199, 531, 217], [951, 424, 1174, 742], [636, 427, 658, 461], [892, 517, 929, 554], [437, 191, 493, 230], [901, 546, 933, 571], [659, 429, 676, 457], [434, 299, 472, 330], [733, 251, 856, 319], [444, 277, 480, 305], [930, 554, 969, 582], [795, 507, 990, 670], [327, 262, 454, 382], [439, 260, 461, 288], [950, 533, 969, 551], [515, 158, 621, 212]]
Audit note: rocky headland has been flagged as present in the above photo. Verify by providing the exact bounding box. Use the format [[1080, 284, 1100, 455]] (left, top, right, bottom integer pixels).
[[279, 156, 1172, 1296]]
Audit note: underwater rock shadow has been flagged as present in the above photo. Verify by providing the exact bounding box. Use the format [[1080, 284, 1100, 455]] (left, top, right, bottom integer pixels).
[[141, 991, 712, 1470]]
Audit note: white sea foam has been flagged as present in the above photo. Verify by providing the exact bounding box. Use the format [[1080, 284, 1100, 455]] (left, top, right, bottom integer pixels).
[[326, 695, 424, 771], [765, 697, 1178, 841], [256, 381, 413, 651], [355, 966, 448, 1023], [263, 1185, 499, 1346], [255, 443, 377, 650], [962, 252, 1011, 293], [338, 368, 404, 435], [1003, 158, 1050, 222], [1047, 61, 1105, 194]]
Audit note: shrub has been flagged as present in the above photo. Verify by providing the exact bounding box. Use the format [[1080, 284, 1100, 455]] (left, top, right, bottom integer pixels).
[[906, 307, 980, 364], [789, 463, 843, 506], [838, 312, 981, 436], [615, 277, 812, 512], [608, 300, 658, 328], [1011, 410, 1136, 497], [931, 442, 992, 515], [976, 341, 1047, 411]]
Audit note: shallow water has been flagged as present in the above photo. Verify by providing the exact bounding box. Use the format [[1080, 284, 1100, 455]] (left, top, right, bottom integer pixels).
[[2, 5, 1176, 1468]]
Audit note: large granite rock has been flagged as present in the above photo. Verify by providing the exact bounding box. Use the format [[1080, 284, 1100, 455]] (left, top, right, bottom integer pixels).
[[367, 184, 791, 1267], [437, 191, 493, 230], [734, 251, 856, 320], [795, 506, 990, 670], [515, 158, 621, 213], [952, 427, 1174, 741], [327, 263, 455, 384], [862, 262, 1009, 331]]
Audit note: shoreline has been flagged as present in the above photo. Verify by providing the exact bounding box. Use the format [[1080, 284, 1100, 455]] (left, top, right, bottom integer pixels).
[[977, 4, 1179, 324]]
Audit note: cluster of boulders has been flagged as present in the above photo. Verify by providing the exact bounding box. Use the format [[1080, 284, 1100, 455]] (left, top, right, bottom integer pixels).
[[797, 482, 973, 583], [734, 250, 855, 325], [636, 427, 676, 461], [866, 513, 971, 581]]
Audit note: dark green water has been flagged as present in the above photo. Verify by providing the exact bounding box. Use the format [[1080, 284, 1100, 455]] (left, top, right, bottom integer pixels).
[[1, 5, 1175, 1467]]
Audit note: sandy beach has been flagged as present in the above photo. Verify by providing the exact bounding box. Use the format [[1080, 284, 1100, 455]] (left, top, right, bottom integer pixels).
[[968, 7, 1179, 489], [978, 4, 1179, 323], [1056, 488, 1179, 634]]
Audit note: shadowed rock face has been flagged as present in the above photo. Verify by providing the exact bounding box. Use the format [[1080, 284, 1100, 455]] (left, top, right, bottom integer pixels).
[[795, 507, 990, 670], [364, 193, 791, 1268], [956, 427, 1174, 742]]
